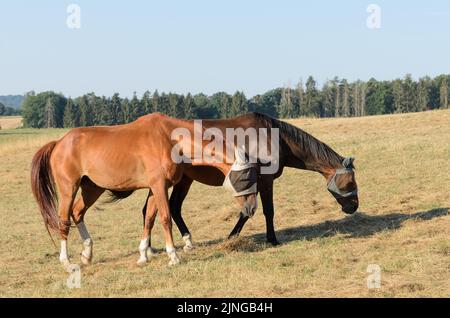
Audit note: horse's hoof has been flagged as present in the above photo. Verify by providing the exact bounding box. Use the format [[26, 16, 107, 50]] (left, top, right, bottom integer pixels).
[[146, 247, 157, 258], [168, 257, 180, 266], [267, 239, 280, 246], [137, 257, 148, 266], [183, 245, 194, 253], [80, 253, 92, 265]]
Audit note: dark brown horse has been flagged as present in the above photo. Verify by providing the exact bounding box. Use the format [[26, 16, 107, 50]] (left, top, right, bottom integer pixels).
[[31, 113, 258, 267], [142, 112, 359, 251]]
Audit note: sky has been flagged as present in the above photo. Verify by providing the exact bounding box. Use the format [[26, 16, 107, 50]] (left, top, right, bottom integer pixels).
[[1, 0, 449, 98]]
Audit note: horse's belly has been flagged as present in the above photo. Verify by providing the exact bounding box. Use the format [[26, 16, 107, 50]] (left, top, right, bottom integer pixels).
[[83, 154, 148, 190]]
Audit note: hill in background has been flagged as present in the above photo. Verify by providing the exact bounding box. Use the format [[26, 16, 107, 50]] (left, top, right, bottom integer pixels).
[[0, 95, 24, 109]]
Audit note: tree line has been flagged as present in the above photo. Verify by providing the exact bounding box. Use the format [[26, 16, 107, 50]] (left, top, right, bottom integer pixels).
[[21, 74, 450, 128], [0, 102, 21, 116]]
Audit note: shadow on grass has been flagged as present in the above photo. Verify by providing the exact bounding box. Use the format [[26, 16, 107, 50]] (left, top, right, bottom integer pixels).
[[253, 207, 449, 244], [201, 207, 449, 250]]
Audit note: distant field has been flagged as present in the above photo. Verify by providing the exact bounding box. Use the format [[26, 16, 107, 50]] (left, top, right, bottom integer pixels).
[[0, 110, 449, 297], [0, 116, 22, 130]]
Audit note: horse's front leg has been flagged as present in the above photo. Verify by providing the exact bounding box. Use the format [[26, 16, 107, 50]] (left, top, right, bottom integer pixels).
[[228, 213, 249, 239], [137, 193, 158, 265], [259, 176, 279, 245], [151, 180, 180, 266]]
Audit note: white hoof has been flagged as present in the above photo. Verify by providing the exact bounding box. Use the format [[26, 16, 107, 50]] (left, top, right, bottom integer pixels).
[[80, 253, 92, 265], [146, 247, 157, 258], [182, 234, 193, 252], [137, 257, 148, 266], [168, 257, 180, 266]]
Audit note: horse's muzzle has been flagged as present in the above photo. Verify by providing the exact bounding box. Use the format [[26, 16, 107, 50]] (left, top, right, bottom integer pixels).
[[337, 195, 358, 214], [342, 201, 358, 214]]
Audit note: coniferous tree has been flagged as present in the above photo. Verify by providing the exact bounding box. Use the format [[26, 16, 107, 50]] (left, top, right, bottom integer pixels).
[[44, 97, 56, 128], [293, 80, 304, 117], [305, 76, 321, 117], [86, 93, 101, 125], [169, 93, 181, 118], [97, 96, 110, 125], [322, 81, 335, 117], [248, 94, 262, 113], [184, 93, 195, 119], [351, 82, 360, 116], [220, 93, 231, 118], [360, 82, 367, 116], [78, 95, 93, 126], [403, 74, 417, 112], [63, 98, 76, 128], [439, 76, 449, 109], [279, 85, 294, 118], [393, 79, 405, 113], [366, 78, 387, 115], [142, 90, 152, 114], [159, 93, 170, 115], [417, 77, 430, 111], [332, 77, 341, 117], [152, 90, 160, 113], [110, 93, 122, 125], [230, 91, 248, 117], [342, 79, 350, 117], [130, 92, 144, 120], [122, 98, 131, 123]]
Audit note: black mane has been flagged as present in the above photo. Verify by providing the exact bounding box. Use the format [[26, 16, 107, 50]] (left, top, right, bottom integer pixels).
[[253, 112, 344, 169]]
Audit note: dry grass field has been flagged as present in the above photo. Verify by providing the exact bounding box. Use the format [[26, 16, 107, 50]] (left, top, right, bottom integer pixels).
[[0, 110, 449, 297], [0, 116, 22, 130]]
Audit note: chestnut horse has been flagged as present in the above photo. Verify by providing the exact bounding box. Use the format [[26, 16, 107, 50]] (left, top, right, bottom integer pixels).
[[30, 113, 258, 267], [142, 112, 359, 251]]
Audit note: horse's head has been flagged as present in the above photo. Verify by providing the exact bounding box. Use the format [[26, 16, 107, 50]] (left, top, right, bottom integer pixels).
[[327, 157, 359, 214], [223, 146, 258, 217]]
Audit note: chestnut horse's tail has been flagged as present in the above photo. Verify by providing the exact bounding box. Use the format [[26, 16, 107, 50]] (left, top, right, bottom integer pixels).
[[31, 141, 59, 236]]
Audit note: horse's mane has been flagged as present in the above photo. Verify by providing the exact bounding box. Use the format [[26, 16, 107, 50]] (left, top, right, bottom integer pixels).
[[252, 112, 344, 169]]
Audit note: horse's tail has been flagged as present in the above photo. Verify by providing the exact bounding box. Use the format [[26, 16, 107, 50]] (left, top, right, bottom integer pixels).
[[31, 141, 59, 236]]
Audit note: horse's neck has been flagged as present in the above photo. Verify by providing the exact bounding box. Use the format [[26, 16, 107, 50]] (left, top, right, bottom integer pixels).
[[283, 140, 338, 176]]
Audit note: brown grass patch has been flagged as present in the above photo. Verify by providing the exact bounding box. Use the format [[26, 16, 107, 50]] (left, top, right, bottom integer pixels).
[[0, 116, 22, 130]]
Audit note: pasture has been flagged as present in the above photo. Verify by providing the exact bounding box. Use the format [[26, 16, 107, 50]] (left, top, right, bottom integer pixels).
[[0, 116, 22, 130], [0, 110, 449, 297]]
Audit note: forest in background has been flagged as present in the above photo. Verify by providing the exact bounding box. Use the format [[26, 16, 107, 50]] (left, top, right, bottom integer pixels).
[[17, 74, 450, 128]]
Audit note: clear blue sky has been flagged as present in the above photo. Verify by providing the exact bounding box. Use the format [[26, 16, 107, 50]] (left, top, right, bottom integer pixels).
[[1, 1, 449, 98]]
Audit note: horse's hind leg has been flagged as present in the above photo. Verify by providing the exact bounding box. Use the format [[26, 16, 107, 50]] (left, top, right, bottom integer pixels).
[[137, 193, 158, 265], [72, 179, 105, 265], [54, 178, 79, 267], [170, 176, 194, 252]]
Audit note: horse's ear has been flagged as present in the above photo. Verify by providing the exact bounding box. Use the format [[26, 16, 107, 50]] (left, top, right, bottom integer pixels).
[[342, 157, 354, 168]]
